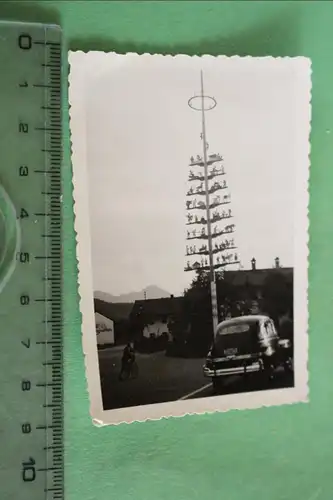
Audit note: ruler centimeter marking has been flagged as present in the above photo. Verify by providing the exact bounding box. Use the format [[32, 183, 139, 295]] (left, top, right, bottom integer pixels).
[[0, 23, 63, 500]]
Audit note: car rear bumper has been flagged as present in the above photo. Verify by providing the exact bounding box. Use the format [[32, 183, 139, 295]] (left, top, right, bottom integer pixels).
[[203, 361, 262, 378]]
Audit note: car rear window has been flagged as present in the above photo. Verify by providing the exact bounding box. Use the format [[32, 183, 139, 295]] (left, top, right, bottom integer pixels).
[[218, 322, 255, 335]]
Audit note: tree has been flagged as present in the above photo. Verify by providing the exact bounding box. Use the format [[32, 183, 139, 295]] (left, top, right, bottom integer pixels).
[[261, 272, 293, 323], [182, 271, 209, 351], [185, 269, 234, 301], [181, 270, 238, 354]]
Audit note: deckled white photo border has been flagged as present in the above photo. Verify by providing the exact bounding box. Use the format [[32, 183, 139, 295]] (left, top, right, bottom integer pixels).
[[69, 52, 311, 426]]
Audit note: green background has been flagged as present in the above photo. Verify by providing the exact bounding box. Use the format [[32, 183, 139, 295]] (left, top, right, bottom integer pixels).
[[2, 1, 332, 499]]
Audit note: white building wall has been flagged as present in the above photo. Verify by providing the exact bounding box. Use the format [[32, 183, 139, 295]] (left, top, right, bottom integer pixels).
[[95, 312, 115, 346], [143, 320, 170, 339]]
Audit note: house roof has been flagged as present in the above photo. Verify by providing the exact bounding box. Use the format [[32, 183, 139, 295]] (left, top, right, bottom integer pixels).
[[128, 269, 293, 322], [94, 298, 133, 322], [130, 296, 184, 320], [223, 267, 293, 287]]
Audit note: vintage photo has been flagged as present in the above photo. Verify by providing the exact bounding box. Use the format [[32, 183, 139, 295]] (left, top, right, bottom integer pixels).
[[69, 52, 311, 425]]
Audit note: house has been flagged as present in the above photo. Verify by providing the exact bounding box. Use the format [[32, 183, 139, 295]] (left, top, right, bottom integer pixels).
[[220, 259, 293, 321], [128, 259, 293, 343], [95, 312, 115, 347], [94, 298, 133, 323], [94, 298, 133, 345], [130, 296, 184, 340], [223, 257, 293, 299]]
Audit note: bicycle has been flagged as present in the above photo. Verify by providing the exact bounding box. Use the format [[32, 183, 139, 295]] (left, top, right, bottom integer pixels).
[[119, 359, 139, 381]]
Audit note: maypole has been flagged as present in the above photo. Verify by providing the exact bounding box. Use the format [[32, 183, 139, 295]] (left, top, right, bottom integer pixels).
[[185, 71, 239, 336]]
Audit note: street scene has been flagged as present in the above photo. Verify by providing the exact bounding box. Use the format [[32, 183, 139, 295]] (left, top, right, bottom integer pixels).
[[96, 261, 294, 411], [98, 345, 294, 411], [71, 52, 309, 419]]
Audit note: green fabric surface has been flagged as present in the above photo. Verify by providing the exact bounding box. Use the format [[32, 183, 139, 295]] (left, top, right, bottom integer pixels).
[[1, 1, 332, 499]]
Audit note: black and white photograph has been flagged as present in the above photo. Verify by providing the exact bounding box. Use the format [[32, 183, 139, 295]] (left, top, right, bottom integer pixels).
[[69, 53, 310, 425]]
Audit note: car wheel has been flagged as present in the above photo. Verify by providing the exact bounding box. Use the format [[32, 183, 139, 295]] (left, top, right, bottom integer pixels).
[[212, 377, 223, 394], [243, 371, 255, 387], [261, 361, 275, 386], [284, 356, 294, 374]]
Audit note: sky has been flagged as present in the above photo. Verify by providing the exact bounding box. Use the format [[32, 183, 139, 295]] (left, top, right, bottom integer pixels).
[[71, 53, 309, 297]]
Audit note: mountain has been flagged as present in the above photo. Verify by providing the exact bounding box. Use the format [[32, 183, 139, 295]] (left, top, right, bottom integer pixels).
[[94, 285, 171, 304], [94, 291, 118, 303]]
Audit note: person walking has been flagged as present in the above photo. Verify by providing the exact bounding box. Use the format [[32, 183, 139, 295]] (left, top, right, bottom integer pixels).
[[118, 343, 136, 381]]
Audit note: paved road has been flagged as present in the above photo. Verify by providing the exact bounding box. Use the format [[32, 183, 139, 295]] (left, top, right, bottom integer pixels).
[[99, 347, 208, 410], [98, 346, 294, 411]]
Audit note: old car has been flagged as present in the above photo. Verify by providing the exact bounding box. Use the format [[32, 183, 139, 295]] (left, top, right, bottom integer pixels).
[[203, 315, 293, 392]]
